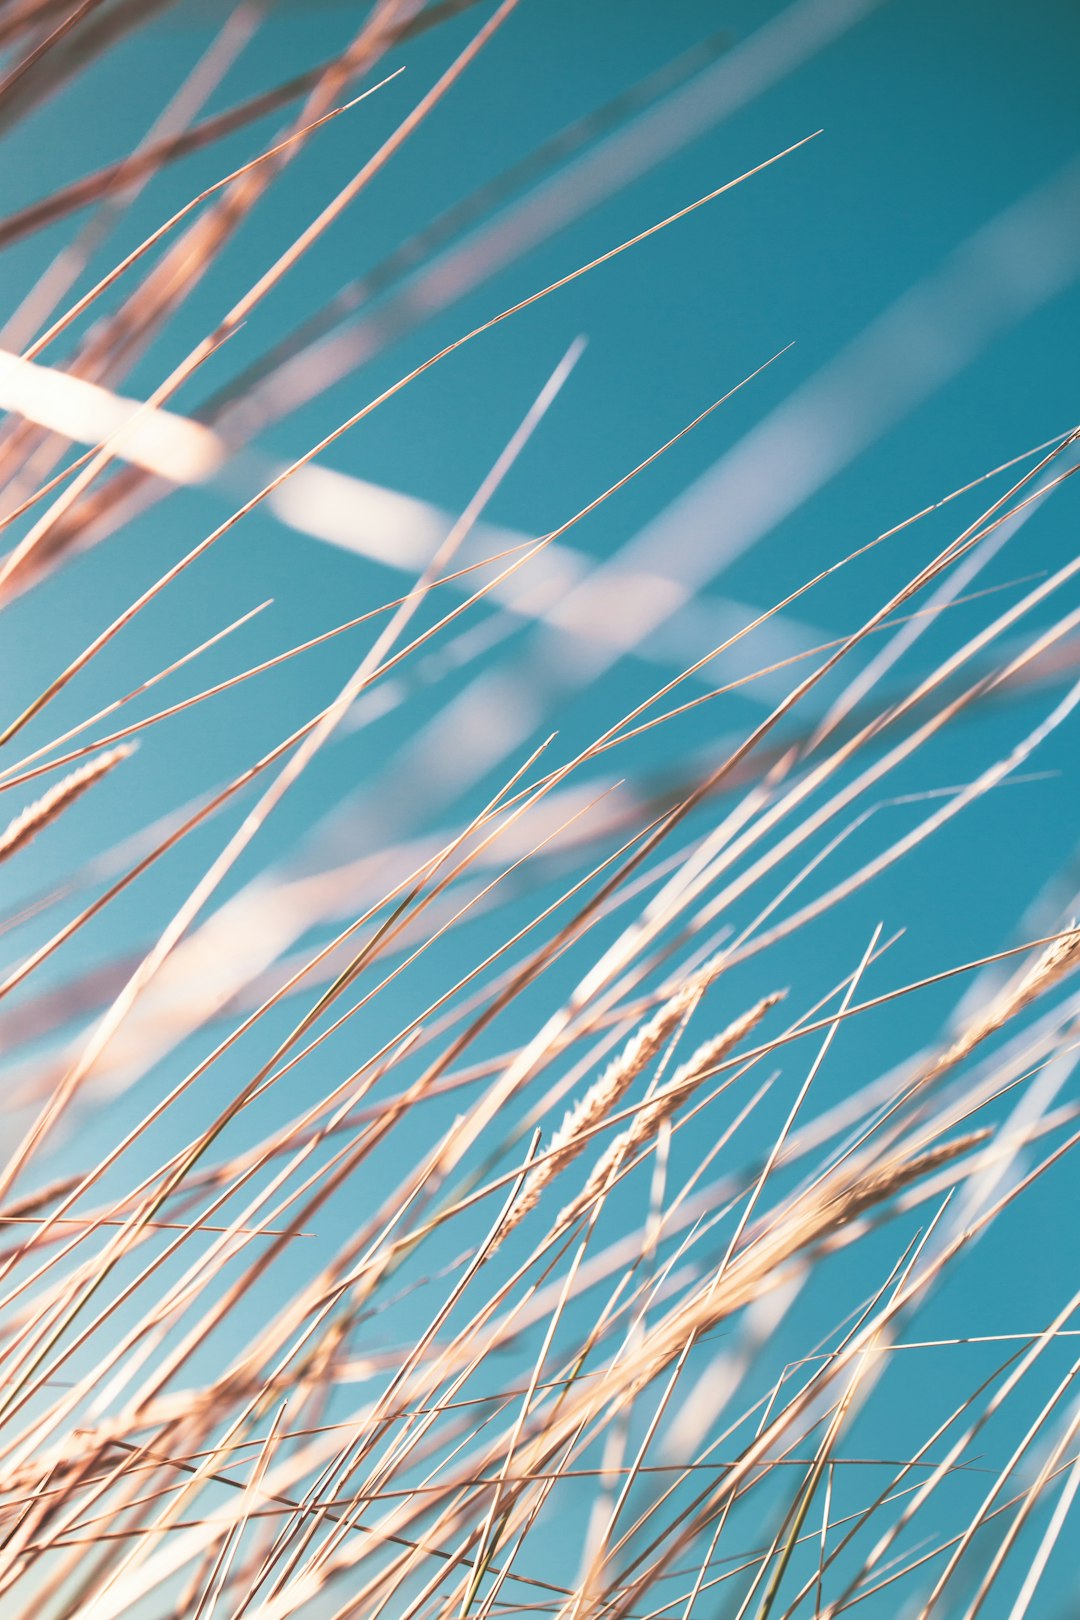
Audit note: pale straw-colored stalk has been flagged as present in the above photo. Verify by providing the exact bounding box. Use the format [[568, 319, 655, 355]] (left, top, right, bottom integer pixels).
[[559, 991, 785, 1230], [0, 745, 132, 865]]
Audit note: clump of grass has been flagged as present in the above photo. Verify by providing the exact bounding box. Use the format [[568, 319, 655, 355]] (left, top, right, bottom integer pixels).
[[0, 4, 1077, 1619]]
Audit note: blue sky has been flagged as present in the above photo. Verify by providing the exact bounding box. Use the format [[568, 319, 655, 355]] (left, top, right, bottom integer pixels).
[[1, 2, 1079, 1613]]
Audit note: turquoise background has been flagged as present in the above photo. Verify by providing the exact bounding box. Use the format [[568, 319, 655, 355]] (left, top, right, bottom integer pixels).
[[1, 1, 1079, 1613]]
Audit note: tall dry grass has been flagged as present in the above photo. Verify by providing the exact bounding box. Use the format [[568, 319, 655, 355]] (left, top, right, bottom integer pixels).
[[0, 2, 1078, 1617]]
